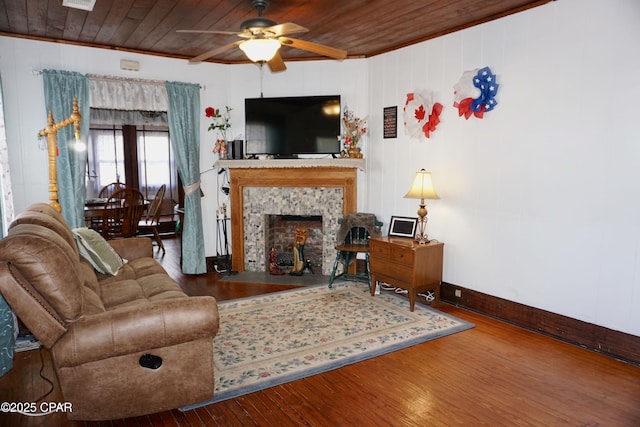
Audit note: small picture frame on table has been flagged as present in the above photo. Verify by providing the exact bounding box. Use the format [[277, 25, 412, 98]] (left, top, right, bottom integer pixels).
[[388, 216, 418, 238]]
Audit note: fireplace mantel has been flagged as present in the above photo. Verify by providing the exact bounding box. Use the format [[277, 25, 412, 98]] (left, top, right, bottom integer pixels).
[[215, 158, 365, 171], [227, 166, 359, 273]]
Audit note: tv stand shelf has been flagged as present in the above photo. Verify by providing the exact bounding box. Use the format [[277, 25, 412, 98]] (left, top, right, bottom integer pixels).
[[215, 158, 365, 171]]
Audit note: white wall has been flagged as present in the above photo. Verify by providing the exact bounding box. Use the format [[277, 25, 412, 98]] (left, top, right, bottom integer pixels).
[[0, 37, 227, 252], [367, 0, 640, 335], [201, 59, 369, 256], [0, 0, 638, 336], [0, 36, 368, 262]]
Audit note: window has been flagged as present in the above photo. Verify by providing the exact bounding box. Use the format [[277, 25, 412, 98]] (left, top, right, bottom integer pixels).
[[137, 128, 178, 213], [88, 125, 178, 215], [88, 128, 125, 186]]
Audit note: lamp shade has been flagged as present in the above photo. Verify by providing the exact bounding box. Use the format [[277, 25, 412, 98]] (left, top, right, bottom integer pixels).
[[404, 169, 439, 200], [239, 39, 281, 62]]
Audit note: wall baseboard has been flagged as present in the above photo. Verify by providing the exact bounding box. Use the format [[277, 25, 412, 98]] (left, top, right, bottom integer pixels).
[[440, 282, 640, 366]]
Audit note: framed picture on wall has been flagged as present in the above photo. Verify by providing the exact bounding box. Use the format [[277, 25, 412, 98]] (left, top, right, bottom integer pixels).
[[383, 106, 397, 138], [388, 216, 418, 238]]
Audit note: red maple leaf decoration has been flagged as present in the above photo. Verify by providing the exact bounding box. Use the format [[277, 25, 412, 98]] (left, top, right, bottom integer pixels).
[[414, 104, 426, 121]]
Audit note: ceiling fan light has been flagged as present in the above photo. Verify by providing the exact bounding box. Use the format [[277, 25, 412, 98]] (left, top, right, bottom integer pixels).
[[239, 39, 281, 62]]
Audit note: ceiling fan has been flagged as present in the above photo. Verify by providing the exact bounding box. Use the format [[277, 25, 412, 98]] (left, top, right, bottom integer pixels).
[[177, 0, 347, 72]]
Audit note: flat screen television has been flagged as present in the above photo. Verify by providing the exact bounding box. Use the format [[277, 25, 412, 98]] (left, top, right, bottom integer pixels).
[[245, 95, 341, 157]]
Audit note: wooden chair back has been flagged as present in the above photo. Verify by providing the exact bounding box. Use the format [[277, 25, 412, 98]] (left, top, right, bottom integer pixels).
[[142, 185, 166, 226], [101, 188, 145, 239], [329, 213, 383, 288], [336, 213, 383, 248], [343, 226, 373, 246], [98, 182, 126, 199], [137, 185, 167, 253]]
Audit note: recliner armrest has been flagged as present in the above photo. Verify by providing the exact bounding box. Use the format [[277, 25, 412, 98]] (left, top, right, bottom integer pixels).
[[108, 237, 153, 260], [52, 296, 219, 368]]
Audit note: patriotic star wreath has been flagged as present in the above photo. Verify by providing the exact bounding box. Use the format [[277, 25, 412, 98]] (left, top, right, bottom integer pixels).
[[403, 90, 443, 141], [453, 66, 499, 120]]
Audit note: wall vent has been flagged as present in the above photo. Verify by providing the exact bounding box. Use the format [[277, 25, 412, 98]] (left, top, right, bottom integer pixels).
[[62, 0, 96, 11], [120, 59, 140, 71]]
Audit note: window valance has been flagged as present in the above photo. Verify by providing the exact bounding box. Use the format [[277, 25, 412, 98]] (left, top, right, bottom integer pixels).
[[88, 75, 168, 111]]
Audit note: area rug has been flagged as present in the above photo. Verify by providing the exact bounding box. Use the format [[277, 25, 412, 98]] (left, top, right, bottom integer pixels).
[[181, 281, 473, 410]]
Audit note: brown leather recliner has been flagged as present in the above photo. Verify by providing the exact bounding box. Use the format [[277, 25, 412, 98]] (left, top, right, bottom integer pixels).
[[0, 203, 219, 421]]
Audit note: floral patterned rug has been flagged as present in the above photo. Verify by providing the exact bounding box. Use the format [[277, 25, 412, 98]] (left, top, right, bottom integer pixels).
[[181, 281, 473, 409]]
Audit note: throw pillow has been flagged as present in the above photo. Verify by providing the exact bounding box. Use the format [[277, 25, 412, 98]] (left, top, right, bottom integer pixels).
[[72, 227, 125, 275]]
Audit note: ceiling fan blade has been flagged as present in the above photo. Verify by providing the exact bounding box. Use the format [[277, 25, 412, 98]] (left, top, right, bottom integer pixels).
[[177, 29, 239, 36], [279, 37, 347, 60], [267, 51, 287, 72], [267, 22, 308, 37], [189, 41, 242, 63]]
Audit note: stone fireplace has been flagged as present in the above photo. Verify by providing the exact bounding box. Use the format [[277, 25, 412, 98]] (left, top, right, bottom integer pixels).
[[220, 159, 364, 276], [243, 186, 343, 275]]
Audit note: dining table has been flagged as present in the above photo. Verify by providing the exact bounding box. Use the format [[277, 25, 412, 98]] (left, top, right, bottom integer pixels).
[[84, 197, 112, 229], [84, 197, 149, 231]]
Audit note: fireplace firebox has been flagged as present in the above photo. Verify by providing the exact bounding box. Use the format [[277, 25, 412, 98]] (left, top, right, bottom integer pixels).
[[266, 215, 323, 271]]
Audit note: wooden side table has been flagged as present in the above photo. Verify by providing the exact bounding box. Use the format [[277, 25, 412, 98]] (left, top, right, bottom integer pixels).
[[369, 236, 444, 311]]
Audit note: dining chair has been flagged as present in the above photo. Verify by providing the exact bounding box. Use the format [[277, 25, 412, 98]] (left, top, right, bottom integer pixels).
[[98, 182, 126, 199], [137, 184, 166, 253], [86, 183, 123, 231], [100, 188, 146, 240], [328, 213, 383, 289]]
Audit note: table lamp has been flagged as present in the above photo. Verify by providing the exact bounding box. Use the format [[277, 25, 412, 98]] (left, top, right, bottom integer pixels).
[[404, 169, 439, 244]]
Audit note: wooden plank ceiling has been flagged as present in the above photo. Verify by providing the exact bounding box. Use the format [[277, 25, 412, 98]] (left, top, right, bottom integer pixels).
[[0, 0, 554, 66]]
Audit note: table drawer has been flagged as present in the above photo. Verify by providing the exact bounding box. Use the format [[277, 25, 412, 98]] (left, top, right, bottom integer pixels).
[[370, 240, 390, 257], [370, 258, 413, 283], [390, 245, 414, 265]]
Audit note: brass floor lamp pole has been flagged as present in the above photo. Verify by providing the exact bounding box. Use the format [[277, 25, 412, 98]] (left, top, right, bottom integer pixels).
[[38, 98, 82, 213]]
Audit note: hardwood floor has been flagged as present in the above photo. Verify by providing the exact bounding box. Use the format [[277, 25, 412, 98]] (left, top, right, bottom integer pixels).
[[1, 237, 639, 426]]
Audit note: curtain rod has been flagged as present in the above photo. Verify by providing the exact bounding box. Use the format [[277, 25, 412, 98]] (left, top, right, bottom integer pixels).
[[87, 74, 166, 86], [32, 69, 204, 89]]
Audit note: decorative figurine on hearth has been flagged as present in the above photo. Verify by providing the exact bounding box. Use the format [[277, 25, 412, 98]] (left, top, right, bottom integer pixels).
[[290, 228, 307, 276], [269, 247, 284, 275]]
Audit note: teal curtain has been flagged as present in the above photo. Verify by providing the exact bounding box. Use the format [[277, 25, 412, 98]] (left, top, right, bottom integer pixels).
[[165, 81, 206, 274], [0, 294, 14, 377], [42, 70, 90, 228]]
